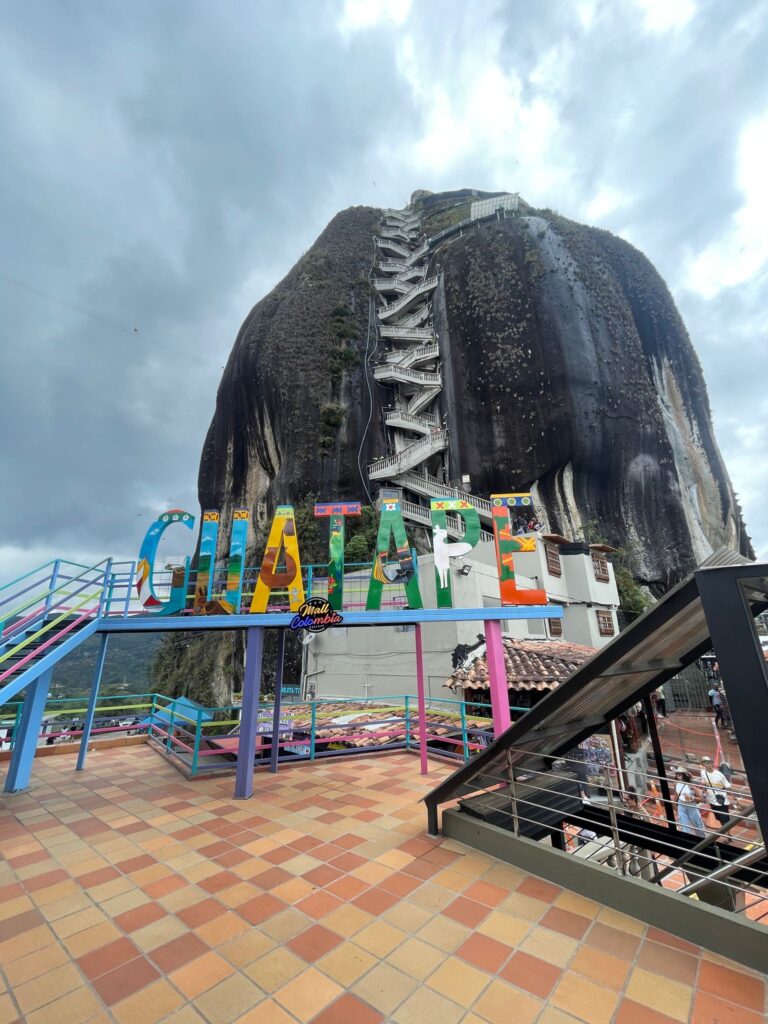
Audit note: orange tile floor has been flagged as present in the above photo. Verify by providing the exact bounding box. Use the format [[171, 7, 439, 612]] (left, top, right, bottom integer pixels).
[[0, 747, 765, 1024]]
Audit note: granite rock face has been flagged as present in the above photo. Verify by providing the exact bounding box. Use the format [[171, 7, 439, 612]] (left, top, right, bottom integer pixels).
[[199, 192, 751, 588]]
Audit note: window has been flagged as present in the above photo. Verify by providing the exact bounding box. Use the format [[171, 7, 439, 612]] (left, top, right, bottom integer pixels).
[[548, 616, 563, 637], [545, 544, 562, 577], [592, 554, 610, 582], [394, 624, 415, 633], [596, 610, 615, 637]]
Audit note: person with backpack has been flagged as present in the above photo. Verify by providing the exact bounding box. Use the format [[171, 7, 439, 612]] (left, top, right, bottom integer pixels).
[[700, 756, 732, 829], [674, 767, 706, 837]]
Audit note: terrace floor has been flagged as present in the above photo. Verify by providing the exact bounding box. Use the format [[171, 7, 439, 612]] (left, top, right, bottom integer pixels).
[[0, 748, 765, 1024]]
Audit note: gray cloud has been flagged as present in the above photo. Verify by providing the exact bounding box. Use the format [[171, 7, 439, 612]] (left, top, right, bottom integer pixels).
[[1, 0, 766, 577]]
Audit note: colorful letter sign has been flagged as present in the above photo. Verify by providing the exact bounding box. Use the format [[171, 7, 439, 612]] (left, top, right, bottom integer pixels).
[[366, 498, 423, 611], [491, 494, 547, 606], [136, 509, 195, 615], [136, 489, 551, 618], [250, 505, 305, 613], [314, 501, 361, 611], [193, 508, 249, 614], [430, 498, 481, 608]]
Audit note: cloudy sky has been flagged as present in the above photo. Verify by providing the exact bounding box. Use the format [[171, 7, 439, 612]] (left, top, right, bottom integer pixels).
[[1, 0, 766, 578]]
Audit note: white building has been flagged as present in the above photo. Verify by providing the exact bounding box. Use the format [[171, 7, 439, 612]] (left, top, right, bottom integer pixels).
[[305, 534, 620, 701]]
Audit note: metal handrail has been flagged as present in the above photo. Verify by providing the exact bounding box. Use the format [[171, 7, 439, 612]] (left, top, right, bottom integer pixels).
[[656, 803, 756, 881], [0, 561, 56, 597], [678, 846, 767, 895], [368, 430, 449, 475], [0, 595, 99, 683], [1, 559, 109, 638]]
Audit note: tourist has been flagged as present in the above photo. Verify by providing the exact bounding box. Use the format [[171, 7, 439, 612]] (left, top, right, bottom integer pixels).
[[700, 756, 732, 829], [654, 686, 667, 718], [674, 768, 706, 837], [708, 685, 725, 727]]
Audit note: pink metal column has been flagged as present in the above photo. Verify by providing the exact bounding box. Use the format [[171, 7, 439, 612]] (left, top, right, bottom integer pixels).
[[415, 623, 428, 774], [485, 619, 511, 737]]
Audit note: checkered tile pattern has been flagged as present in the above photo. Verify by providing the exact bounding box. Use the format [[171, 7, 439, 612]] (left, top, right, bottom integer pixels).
[[0, 748, 765, 1023]]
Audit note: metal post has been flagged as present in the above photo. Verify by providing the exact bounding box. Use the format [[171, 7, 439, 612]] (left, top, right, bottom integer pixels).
[[148, 692, 157, 739], [404, 695, 411, 751], [166, 703, 176, 753], [415, 622, 428, 775], [643, 695, 678, 833], [460, 700, 469, 761], [4, 668, 53, 793], [234, 626, 264, 799], [191, 708, 203, 775], [43, 560, 61, 620], [605, 779, 626, 875], [696, 566, 768, 840], [76, 633, 109, 771], [269, 630, 285, 774], [124, 563, 136, 617], [98, 559, 114, 618], [506, 751, 519, 835], [309, 701, 317, 760], [485, 619, 511, 736]]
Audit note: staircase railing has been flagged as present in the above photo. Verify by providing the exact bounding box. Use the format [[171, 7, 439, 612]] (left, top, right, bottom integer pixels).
[[373, 364, 441, 386], [378, 276, 438, 320], [0, 559, 110, 643]]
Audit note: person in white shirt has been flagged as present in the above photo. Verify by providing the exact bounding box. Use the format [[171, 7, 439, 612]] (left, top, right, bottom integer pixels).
[[700, 756, 731, 827], [674, 768, 706, 837]]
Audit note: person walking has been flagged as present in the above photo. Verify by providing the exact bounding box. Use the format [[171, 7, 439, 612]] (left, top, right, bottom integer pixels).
[[700, 756, 732, 830], [674, 768, 706, 838], [708, 685, 725, 727], [654, 686, 667, 718]]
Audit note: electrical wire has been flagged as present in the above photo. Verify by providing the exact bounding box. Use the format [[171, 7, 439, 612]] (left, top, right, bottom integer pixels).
[[0, 270, 223, 371]]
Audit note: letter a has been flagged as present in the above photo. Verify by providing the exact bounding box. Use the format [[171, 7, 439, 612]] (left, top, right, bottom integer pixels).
[[366, 498, 423, 611], [250, 505, 305, 613]]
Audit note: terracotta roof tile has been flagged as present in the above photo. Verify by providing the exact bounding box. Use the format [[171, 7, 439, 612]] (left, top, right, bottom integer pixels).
[[446, 638, 596, 692]]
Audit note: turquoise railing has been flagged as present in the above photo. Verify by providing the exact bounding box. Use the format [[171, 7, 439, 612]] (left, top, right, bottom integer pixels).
[[0, 689, 528, 774]]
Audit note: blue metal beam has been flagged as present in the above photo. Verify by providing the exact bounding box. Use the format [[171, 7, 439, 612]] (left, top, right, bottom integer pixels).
[[3, 668, 53, 793], [76, 633, 109, 771], [99, 604, 562, 634], [234, 627, 264, 799], [269, 630, 285, 774]]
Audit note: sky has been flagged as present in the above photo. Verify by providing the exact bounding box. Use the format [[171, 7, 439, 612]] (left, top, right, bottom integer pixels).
[[0, 0, 766, 579]]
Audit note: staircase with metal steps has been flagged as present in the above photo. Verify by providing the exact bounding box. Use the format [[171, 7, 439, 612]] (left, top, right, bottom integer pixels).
[[368, 202, 501, 537]]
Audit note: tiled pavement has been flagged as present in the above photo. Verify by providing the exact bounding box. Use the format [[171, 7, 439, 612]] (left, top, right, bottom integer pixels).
[[0, 748, 765, 1024]]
